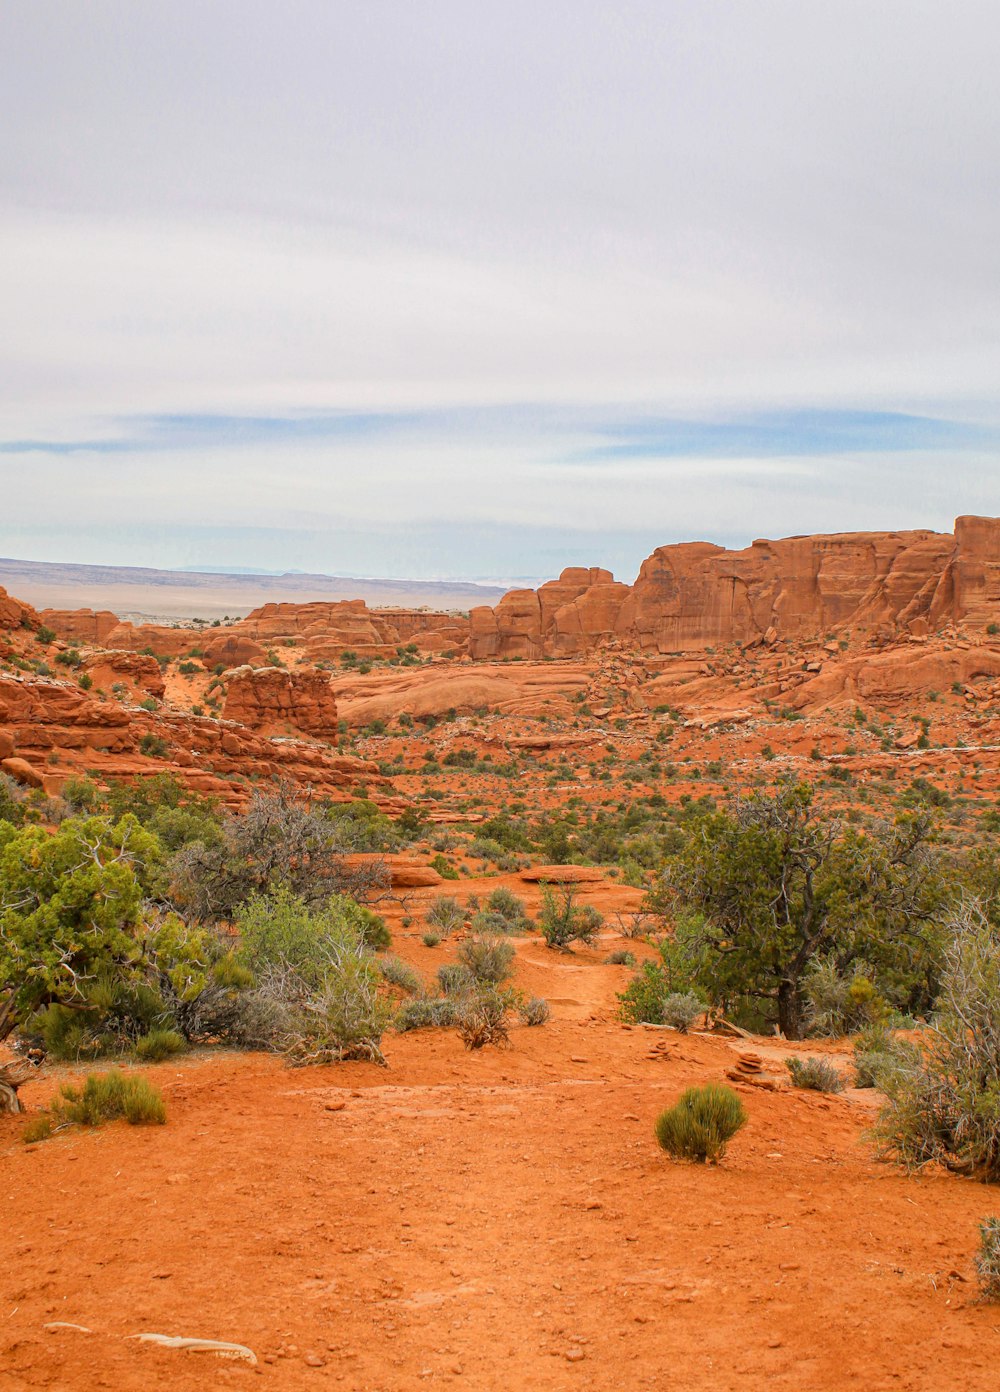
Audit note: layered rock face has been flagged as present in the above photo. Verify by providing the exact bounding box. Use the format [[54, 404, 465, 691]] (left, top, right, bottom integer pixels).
[[0, 670, 376, 804], [469, 518, 1000, 658], [469, 568, 631, 659], [0, 586, 39, 632], [222, 665, 339, 739]]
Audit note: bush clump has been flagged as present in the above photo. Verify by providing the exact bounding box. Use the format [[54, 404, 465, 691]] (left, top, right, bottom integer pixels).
[[518, 995, 550, 1026], [456, 933, 515, 985], [483, 887, 532, 933], [976, 1216, 1000, 1300], [394, 997, 457, 1032], [661, 991, 704, 1032], [457, 987, 512, 1050], [424, 895, 465, 937], [379, 954, 422, 995], [654, 1084, 747, 1163], [438, 963, 475, 997], [785, 1056, 845, 1093], [874, 905, 1000, 1179], [27, 1070, 168, 1140], [852, 1024, 902, 1088], [538, 886, 603, 950], [134, 1028, 188, 1063]]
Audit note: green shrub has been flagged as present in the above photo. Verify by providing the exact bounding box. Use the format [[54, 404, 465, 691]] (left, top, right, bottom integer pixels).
[[618, 962, 672, 1024], [139, 733, 170, 758], [852, 1024, 901, 1088], [379, 954, 422, 995], [803, 960, 886, 1036], [874, 905, 1000, 1179], [422, 932, 441, 948], [654, 1084, 747, 1163], [134, 1028, 188, 1063], [785, 1056, 845, 1092], [484, 887, 531, 931], [538, 885, 603, 950], [661, 991, 704, 1032], [457, 986, 512, 1049], [519, 995, 550, 1026], [235, 888, 382, 988], [976, 1216, 1000, 1300], [284, 956, 390, 1066], [394, 997, 457, 1032], [438, 963, 475, 997], [429, 853, 460, 880], [456, 933, 515, 985], [49, 1070, 167, 1130], [425, 895, 465, 936], [605, 950, 636, 966]]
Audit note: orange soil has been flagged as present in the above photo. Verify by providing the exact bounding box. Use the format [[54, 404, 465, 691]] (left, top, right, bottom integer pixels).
[[3, 894, 998, 1392]]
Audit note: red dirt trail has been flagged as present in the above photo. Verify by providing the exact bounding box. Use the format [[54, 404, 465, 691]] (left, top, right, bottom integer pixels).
[[3, 950, 999, 1392]]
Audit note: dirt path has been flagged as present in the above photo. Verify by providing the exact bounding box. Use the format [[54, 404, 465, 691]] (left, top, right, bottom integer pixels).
[[3, 987, 999, 1392]]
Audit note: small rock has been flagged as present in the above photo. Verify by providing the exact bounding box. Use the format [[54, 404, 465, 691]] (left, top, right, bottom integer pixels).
[[304, 1354, 326, 1368], [565, 1347, 585, 1362]]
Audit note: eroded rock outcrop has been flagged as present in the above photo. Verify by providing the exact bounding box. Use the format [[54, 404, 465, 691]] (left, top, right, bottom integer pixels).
[[469, 518, 1000, 658], [222, 665, 339, 739], [0, 586, 39, 632]]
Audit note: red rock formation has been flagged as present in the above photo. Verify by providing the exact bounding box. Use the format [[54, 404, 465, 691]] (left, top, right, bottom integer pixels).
[[82, 651, 166, 699], [469, 568, 630, 658], [200, 633, 267, 669], [222, 665, 339, 739], [0, 586, 39, 632], [469, 519, 1000, 658], [40, 608, 120, 644]]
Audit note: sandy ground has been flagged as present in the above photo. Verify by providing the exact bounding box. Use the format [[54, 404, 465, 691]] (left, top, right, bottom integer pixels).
[[3, 900, 999, 1392]]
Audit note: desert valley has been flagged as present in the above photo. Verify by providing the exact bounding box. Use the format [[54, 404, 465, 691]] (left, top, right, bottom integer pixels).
[[3, 516, 1000, 1390]]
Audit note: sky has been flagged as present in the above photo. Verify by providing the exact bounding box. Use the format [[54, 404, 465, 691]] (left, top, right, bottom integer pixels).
[[1, 1, 999, 584]]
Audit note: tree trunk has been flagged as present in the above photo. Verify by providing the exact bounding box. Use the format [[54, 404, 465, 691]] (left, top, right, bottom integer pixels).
[[0, 1062, 30, 1114], [777, 979, 803, 1040]]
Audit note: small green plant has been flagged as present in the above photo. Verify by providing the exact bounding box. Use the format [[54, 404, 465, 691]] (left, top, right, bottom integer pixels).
[[785, 1056, 845, 1092], [483, 887, 531, 932], [852, 1024, 899, 1088], [661, 991, 704, 1032], [379, 954, 422, 995], [32, 1070, 168, 1137], [457, 986, 512, 1049], [976, 1216, 1000, 1300], [538, 885, 603, 950], [429, 853, 460, 880], [394, 996, 457, 1031], [139, 733, 170, 758], [422, 932, 441, 948], [425, 895, 465, 937], [605, 950, 636, 966], [519, 995, 550, 1026], [134, 1028, 188, 1063], [456, 933, 515, 985], [654, 1084, 747, 1163], [438, 963, 475, 997], [35, 625, 56, 644]]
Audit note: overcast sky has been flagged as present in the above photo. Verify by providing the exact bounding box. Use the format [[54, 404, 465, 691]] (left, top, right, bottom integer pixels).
[[1, 1, 998, 582]]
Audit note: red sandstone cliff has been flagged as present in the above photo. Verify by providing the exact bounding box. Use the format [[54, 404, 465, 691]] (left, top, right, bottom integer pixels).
[[469, 517, 1000, 658]]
